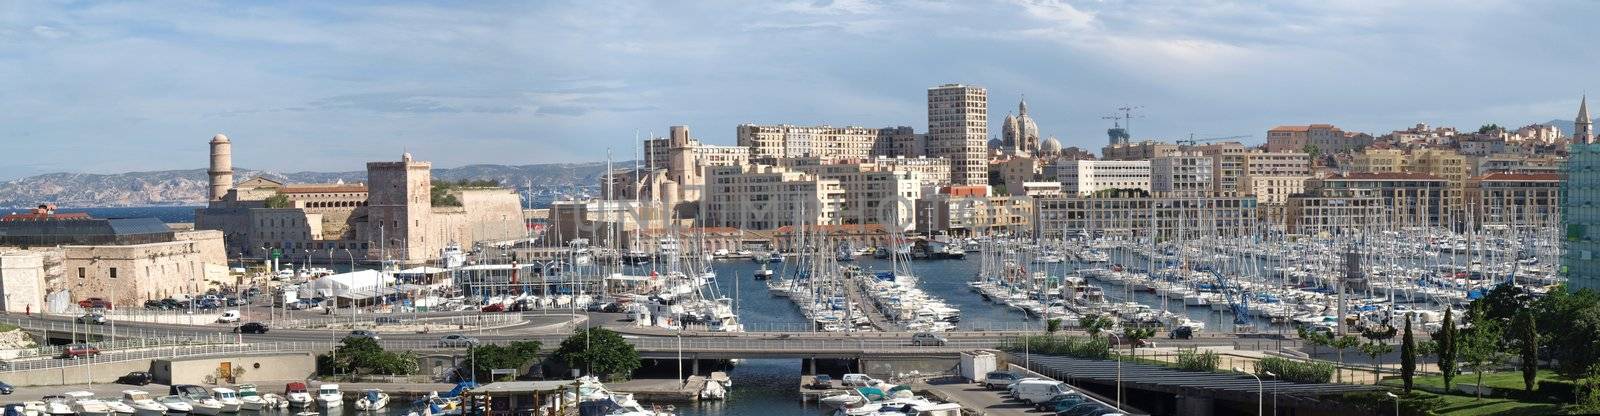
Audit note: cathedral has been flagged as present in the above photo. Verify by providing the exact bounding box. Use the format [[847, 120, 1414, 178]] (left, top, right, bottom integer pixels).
[[1001, 98, 1040, 155]]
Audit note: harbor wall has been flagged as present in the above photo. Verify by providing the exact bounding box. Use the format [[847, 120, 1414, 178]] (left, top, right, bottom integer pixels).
[[153, 352, 316, 385], [0, 358, 151, 386]]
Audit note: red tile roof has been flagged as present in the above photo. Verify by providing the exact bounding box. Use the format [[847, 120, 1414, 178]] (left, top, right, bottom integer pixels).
[[1477, 172, 1559, 181]]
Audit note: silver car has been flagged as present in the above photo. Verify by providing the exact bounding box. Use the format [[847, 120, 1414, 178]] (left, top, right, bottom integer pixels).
[[437, 334, 480, 348]]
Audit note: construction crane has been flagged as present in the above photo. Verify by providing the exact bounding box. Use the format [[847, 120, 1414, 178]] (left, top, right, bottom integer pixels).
[[1176, 134, 1252, 147], [1101, 105, 1144, 131]]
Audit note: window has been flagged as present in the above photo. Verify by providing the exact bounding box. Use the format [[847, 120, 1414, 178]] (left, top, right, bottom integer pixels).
[[109, 268, 118, 278], [77, 268, 85, 278]]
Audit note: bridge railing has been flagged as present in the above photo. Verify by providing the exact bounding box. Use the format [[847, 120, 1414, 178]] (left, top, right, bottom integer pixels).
[[0, 341, 322, 372]]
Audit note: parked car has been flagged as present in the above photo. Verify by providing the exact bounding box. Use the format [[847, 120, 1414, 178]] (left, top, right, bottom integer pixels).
[[62, 344, 100, 359], [76, 313, 107, 325], [1057, 402, 1115, 416], [436, 334, 479, 348], [216, 310, 242, 323], [910, 332, 948, 346], [115, 371, 154, 386], [0, 380, 12, 394], [158, 299, 182, 309], [347, 330, 381, 341], [481, 303, 505, 313], [143, 300, 170, 310], [1011, 380, 1068, 406], [1169, 326, 1194, 340], [1039, 392, 1086, 412], [841, 373, 879, 387], [233, 322, 269, 334], [981, 371, 1022, 389], [78, 298, 112, 309], [809, 375, 833, 389]]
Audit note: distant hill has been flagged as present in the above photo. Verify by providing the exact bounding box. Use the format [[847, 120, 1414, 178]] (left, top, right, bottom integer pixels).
[[0, 162, 624, 208]]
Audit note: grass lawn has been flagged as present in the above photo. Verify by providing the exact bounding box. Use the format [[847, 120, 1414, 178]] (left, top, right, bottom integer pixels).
[[1427, 392, 1562, 416], [1380, 370, 1564, 393], [0, 323, 19, 332]]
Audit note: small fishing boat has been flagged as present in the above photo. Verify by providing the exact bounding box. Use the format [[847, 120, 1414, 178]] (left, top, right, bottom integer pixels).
[[354, 389, 389, 411]]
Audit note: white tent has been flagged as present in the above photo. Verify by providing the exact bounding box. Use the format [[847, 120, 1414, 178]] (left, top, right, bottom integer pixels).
[[301, 270, 392, 299]]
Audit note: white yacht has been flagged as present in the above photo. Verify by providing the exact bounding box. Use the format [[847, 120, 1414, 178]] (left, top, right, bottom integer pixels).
[[102, 398, 136, 416], [317, 384, 344, 408], [119, 391, 167, 416], [170, 385, 222, 416], [40, 396, 75, 416], [154, 396, 191, 414], [235, 384, 284, 411], [284, 382, 313, 408], [354, 389, 389, 411], [64, 391, 115, 416], [209, 388, 242, 413]]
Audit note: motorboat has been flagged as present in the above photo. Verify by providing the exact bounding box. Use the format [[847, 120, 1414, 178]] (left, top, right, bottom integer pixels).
[[119, 391, 167, 416], [64, 391, 115, 416], [237, 384, 286, 411], [209, 388, 242, 413], [170, 385, 222, 416], [355, 389, 389, 411], [317, 384, 344, 408], [284, 382, 313, 408], [13, 401, 47, 416], [154, 396, 191, 414], [41, 396, 75, 416], [101, 398, 136, 416]]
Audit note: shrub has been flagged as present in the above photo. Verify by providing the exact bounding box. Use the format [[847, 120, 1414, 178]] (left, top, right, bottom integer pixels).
[[1337, 391, 1444, 416], [1175, 348, 1219, 372], [1002, 335, 1111, 360], [1255, 357, 1334, 384], [1539, 379, 1577, 403]]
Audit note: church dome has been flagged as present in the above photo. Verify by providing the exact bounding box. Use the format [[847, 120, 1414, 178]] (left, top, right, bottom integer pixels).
[[1042, 137, 1063, 154]]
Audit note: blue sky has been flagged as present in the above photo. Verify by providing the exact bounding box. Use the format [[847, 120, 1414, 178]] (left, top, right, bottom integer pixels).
[[2, 0, 1594, 179]]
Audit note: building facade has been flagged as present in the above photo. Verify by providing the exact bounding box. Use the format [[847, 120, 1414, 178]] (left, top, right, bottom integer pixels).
[[1056, 160, 1152, 196], [1284, 188, 1387, 235], [1265, 124, 1372, 153], [701, 164, 844, 231], [1035, 196, 1258, 239], [737, 124, 917, 161], [927, 84, 989, 186], [1000, 99, 1041, 156], [1467, 173, 1559, 228], [1151, 153, 1214, 197]]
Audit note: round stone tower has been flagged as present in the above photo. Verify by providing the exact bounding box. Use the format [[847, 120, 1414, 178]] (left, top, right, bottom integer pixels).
[[208, 133, 233, 201]]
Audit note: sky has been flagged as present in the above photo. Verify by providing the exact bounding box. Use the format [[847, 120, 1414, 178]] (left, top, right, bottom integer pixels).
[[2, 0, 1596, 180]]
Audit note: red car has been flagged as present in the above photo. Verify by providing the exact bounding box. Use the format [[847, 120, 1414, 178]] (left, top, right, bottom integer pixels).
[[62, 344, 100, 359], [77, 298, 112, 310], [481, 303, 505, 312]]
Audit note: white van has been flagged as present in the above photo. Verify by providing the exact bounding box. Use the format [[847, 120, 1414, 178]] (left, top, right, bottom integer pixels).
[[216, 310, 242, 323], [1011, 380, 1068, 405]]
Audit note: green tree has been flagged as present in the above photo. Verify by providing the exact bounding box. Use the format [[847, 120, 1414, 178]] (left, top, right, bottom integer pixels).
[[1459, 314, 1507, 400], [1533, 286, 1600, 378], [1121, 325, 1156, 358], [1515, 310, 1538, 393], [1079, 314, 1114, 338], [1360, 342, 1394, 380], [1046, 318, 1062, 333], [264, 193, 292, 208], [1477, 124, 1503, 134], [1331, 335, 1361, 383], [327, 336, 417, 376], [1359, 318, 1398, 376], [1401, 316, 1416, 393], [553, 328, 639, 380], [468, 340, 542, 381], [1437, 308, 1458, 391], [1299, 326, 1332, 358]]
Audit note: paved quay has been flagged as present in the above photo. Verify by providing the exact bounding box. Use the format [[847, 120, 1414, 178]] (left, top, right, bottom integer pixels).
[[918, 379, 1036, 416]]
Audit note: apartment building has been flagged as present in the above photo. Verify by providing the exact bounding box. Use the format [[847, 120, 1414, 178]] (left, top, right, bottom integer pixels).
[[916, 195, 1033, 236], [1055, 160, 1152, 196], [737, 124, 918, 161], [1284, 188, 1387, 235], [1310, 172, 1451, 228], [927, 84, 989, 186], [702, 164, 843, 231], [1151, 153, 1214, 197], [1102, 140, 1180, 161], [1466, 172, 1560, 228], [1035, 195, 1258, 239], [1265, 124, 1372, 153]]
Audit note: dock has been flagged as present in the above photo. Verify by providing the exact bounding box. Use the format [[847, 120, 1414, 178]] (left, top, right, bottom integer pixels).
[[797, 375, 853, 402], [603, 377, 705, 401]]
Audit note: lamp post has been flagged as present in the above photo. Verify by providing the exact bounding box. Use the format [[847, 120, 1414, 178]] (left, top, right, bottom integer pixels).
[[1264, 371, 1277, 416], [1385, 392, 1399, 416], [1234, 366, 1262, 416], [344, 249, 355, 273], [676, 333, 684, 383], [1010, 304, 1031, 370], [1110, 333, 1123, 410]]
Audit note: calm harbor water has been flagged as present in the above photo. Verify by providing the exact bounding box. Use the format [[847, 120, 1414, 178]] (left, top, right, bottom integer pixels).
[[62, 206, 1261, 414]]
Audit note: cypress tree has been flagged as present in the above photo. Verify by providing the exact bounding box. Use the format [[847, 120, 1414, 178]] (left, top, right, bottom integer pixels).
[[1518, 310, 1538, 392], [1439, 308, 1458, 391], [1402, 314, 1416, 393]]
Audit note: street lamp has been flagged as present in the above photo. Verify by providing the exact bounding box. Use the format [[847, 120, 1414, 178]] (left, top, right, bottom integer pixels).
[[1384, 392, 1399, 416], [1234, 366, 1263, 416], [343, 249, 355, 273], [1110, 333, 1123, 410], [1009, 304, 1031, 370], [1264, 371, 1277, 416]]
